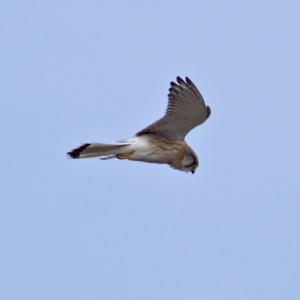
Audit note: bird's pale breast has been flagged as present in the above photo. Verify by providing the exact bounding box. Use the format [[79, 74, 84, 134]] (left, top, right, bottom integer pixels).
[[128, 135, 184, 164]]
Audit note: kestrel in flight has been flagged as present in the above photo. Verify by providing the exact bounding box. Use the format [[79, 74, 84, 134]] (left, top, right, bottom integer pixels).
[[67, 76, 211, 174]]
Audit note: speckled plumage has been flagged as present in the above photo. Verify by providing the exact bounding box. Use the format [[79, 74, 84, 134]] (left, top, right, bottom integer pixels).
[[67, 76, 211, 174]]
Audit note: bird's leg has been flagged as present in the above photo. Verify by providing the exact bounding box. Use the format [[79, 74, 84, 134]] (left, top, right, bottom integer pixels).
[[116, 151, 134, 159]]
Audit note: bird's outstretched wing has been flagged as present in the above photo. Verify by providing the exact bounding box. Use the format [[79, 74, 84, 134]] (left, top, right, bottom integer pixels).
[[136, 76, 211, 140]]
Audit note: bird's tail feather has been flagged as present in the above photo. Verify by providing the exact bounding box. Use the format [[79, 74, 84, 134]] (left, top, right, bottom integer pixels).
[[67, 142, 132, 159]]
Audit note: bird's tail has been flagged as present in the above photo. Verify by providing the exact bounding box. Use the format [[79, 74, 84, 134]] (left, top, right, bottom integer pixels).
[[67, 141, 133, 159]]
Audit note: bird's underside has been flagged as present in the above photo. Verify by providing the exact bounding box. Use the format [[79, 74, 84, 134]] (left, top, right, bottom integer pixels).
[[67, 76, 211, 173]]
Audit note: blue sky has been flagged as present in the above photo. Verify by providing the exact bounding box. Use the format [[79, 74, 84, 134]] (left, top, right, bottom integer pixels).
[[1, 1, 300, 299]]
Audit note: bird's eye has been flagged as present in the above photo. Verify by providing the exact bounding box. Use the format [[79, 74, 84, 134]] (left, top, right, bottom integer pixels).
[[184, 156, 197, 169]]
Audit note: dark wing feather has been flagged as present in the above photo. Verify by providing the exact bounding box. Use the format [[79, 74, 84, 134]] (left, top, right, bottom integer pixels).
[[136, 76, 211, 140]]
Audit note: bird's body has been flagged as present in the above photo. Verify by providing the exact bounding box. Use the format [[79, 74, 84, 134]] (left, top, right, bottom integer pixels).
[[67, 76, 211, 174], [121, 135, 180, 164]]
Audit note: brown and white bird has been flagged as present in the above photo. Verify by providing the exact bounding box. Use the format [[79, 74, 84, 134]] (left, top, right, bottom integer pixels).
[[67, 76, 211, 174]]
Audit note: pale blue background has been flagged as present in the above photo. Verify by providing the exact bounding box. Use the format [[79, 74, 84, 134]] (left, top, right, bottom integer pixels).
[[1, 1, 300, 299]]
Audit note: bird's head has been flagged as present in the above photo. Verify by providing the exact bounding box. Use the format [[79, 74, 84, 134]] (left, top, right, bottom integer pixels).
[[181, 146, 199, 174]]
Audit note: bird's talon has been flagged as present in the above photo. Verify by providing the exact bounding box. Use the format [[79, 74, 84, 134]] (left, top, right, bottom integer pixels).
[[117, 152, 134, 159]]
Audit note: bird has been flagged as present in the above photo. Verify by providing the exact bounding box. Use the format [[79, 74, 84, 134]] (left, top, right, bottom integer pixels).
[[67, 76, 211, 174]]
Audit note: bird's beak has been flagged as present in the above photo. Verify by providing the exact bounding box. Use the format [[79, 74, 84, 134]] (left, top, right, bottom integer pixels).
[[191, 170, 195, 174]]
